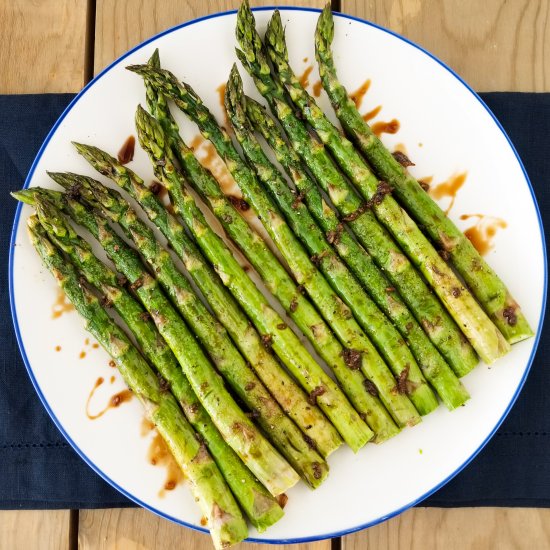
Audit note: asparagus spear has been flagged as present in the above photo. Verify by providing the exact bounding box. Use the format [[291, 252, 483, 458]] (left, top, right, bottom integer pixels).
[[264, 10, 510, 365], [233, 2, 478, 377], [127, 65, 399, 445], [36, 182, 298, 497], [138, 65, 417, 427], [315, 6, 532, 345], [225, 67, 434, 418], [24, 214, 247, 549], [141, 49, 341, 459], [49, 172, 321, 490], [134, 139, 377, 445], [19, 190, 284, 530], [245, 97, 470, 410]]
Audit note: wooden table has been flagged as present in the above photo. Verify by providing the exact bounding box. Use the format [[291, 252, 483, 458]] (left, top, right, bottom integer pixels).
[[1, 0, 549, 548]]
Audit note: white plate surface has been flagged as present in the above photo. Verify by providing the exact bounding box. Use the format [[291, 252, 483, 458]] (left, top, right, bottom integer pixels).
[[9, 7, 547, 544]]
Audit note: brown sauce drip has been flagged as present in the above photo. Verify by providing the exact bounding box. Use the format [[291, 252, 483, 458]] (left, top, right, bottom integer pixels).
[[150, 180, 169, 206], [85, 338, 90, 346], [110, 375, 115, 384], [200, 516, 208, 527], [52, 289, 74, 319], [92, 343, 99, 349], [55, 345, 61, 352], [362, 105, 382, 122], [303, 56, 308, 63], [141, 417, 155, 437], [190, 135, 246, 210], [460, 213, 507, 255], [117, 135, 135, 165], [148, 431, 185, 497], [371, 119, 400, 137], [79, 351, 86, 359], [312, 80, 322, 97], [298, 65, 314, 88], [350, 79, 371, 109], [429, 172, 467, 215], [277, 493, 289, 509], [86, 377, 133, 420]]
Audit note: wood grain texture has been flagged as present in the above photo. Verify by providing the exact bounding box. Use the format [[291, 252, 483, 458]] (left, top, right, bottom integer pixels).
[[342, 507, 550, 550], [0, 510, 70, 550], [341, 0, 549, 91], [0, 0, 88, 93], [94, 0, 325, 74], [79, 508, 332, 550]]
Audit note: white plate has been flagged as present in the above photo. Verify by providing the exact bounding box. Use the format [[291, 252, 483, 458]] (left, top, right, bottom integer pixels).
[[9, 6, 547, 544]]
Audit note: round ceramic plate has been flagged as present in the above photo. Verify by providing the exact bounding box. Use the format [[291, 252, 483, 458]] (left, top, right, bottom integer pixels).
[[9, 6, 547, 544]]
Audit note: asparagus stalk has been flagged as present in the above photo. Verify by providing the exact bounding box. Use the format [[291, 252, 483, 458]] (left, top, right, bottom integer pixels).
[[265, 10, 510, 365], [126, 65, 397, 446], [49, 172, 320, 491], [233, 1, 479, 377], [225, 67, 433, 418], [25, 214, 247, 549], [37, 182, 298, 497], [315, 6, 532, 345], [18, 190, 284, 530], [138, 66, 417, 427], [245, 97, 470, 410], [141, 49, 341, 459]]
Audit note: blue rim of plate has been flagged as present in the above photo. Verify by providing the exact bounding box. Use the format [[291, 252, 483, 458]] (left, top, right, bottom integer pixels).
[[8, 5, 548, 545]]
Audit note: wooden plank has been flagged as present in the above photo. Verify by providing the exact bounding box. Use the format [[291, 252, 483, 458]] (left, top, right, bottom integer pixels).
[[340, 0, 550, 91], [342, 507, 550, 550], [94, 0, 326, 74], [0, 0, 86, 546], [0, 510, 71, 550], [79, 508, 332, 550], [0, 0, 88, 93]]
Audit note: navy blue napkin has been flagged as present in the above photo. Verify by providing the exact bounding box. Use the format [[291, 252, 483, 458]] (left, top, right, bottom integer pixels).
[[1, 93, 548, 509]]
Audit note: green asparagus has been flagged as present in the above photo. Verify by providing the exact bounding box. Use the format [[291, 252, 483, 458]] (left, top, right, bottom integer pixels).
[[245, 97, 470, 410], [265, 9, 510, 365], [314, 5, 532, 345], [36, 181, 298, 497], [233, 0, 478, 377], [50, 170, 321, 489], [126, 62, 398, 449], [141, 49, 341, 458], [138, 67, 417, 427], [226, 67, 434, 418], [20, 190, 284, 530], [130, 66, 406, 450], [25, 214, 247, 549]]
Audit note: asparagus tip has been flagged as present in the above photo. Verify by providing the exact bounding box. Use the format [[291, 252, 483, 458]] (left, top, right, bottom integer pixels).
[[11, 189, 36, 205], [316, 2, 334, 45], [148, 48, 160, 67], [126, 64, 146, 75]]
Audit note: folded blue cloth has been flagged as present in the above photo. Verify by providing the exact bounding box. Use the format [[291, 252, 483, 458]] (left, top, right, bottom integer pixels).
[[1, 93, 548, 509]]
